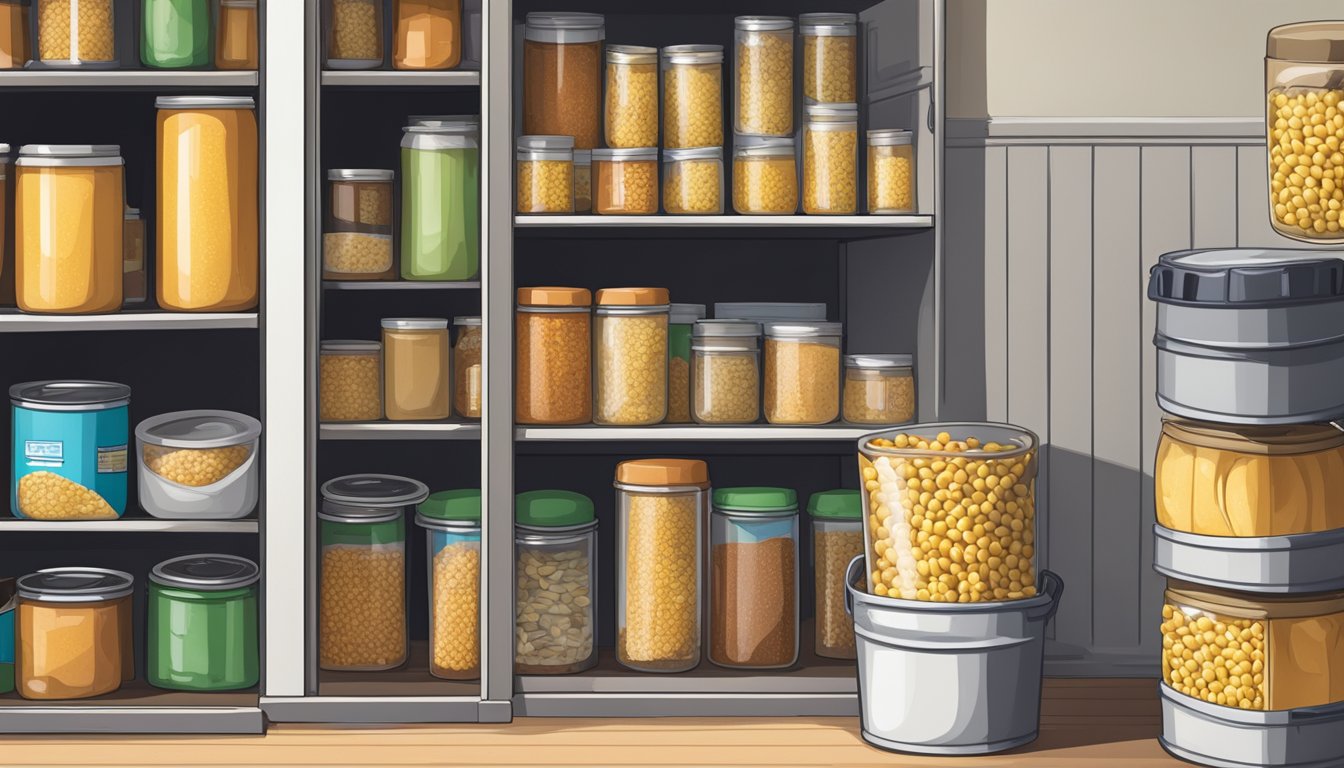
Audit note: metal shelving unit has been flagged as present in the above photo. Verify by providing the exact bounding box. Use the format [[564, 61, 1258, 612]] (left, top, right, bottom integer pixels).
[[320, 422, 482, 440], [322, 281, 481, 290], [0, 71, 259, 88], [319, 70, 480, 87], [516, 425, 880, 442], [0, 518, 259, 533], [0, 312, 259, 332]]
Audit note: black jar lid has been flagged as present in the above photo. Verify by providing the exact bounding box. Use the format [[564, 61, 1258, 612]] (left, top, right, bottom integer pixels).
[[1147, 248, 1344, 308]]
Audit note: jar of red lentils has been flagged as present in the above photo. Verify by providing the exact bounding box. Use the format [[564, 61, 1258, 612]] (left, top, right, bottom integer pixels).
[[417, 489, 480, 680], [661, 44, 724, 150], [325, 169, 396, 281], [733, 137, 798, 215], [692, 320, 761, 425], [517, 135, 575, 215], [802, 102, 859, 215], [516, 287, 592, 425], [733, 16, 794, 137], [664, 146, 724, 215], [595, 287, 670, 426], [320, 340, 383, 422], [867, 129, 916, 214], [523, 12, 604, 150], [593, 147, 659, 215], [326, 0, 384, 69], [606, 45, 659, 149], [763, 321, 842, 425], [799, 13, 857, 104]]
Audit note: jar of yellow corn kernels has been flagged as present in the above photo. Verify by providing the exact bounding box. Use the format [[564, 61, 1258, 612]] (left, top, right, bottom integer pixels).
[[1265, 22, 1344, 242], [325, 169, 396, 281], [664, 146, 723, 215], [800, 14, 857, 105], [857, 423, 1039, 603], [517, 135, 574, 214], [320, 340, 383, 421], [36, 0, 117, 67], [594, 147, 659, 215], [868, 129, 916, 214], [606, 45, 659, 149], [763, 322, 841, 425], [803, 102, 858, 215], [417, 490, 481, 680], [595, 287, 670, 425], [453, 316, 482, 419], [692, 320, 761, 424], [136, 409, 262, 520], [319, 474, 427, 671], [662, 44, 724, 150], [734, 16, 793, 137], [326, 0, 384, 69], [517, 287, 592, 425], [574, 149, 592, 213], [614, 459, 708, 673], [843, 354, 915, 425], [733, 137, 798, 215], [665, 303, 704, 423]]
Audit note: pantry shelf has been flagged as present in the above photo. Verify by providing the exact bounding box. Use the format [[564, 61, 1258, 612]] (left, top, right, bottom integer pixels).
[[320, 422, 482, 440], [0, 687, 262, 734], [320, 70, 481, 88], [0, 517, 259, 533], [515, 425, 878, 442], [0, 312, 259, 332], [322, 281, 481, 291], [513, 214, 934, 240], [0, 70, 259, 89]]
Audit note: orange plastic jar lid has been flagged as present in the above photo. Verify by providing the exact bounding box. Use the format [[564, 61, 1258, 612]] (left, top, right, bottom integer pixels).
[[615, 458, 709, 487], [517, 287, 592, 307], [596, 287, 670, 306]]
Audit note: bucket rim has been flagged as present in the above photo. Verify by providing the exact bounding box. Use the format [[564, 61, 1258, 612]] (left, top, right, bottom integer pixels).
[[844, 555, 1062, 615], [855, 421, 1039, 460]]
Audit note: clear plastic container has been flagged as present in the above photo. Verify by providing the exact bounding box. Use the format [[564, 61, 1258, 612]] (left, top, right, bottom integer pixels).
[[606, 45, 658, 149], [0, 1, 29, 69], [614, 459, 709, 673], [122, 207, 146, 305], [523, 12, 603, 150], [141, 0, 209, 68], [516, 135, 574, 214], [595, 287, 669, 425], [146, 555, 259, 691], [382, 318, 451, 421], [664, 146, 723, 215], [857, 423, 1039, 602], [215, 0, 258, 69], [16, 568, 133, 700], [515, 490, 598, 674], [326, 0, 383, 69], [593, 147, 658, 215], [763, 322, 842, 425], [574, 149, 592, 213], [325, 169, 395, 281], [417, 489, 480, 680], [320, 340, 383, 421], [662, 44, 723, 150], [319, 474, 427, 671], [135, 409, 262, 520], [692, 320, 761, 425], [36, 0, 116, 67], [665, 303, 704, 424], [393, 0, 461, 70], [809, 490, 863, 659], [799, 13, 857, 104], [843, 354, 915, 425], [802, 102, 859, 215], [868, 129, 915, 214], [453, 316, 482, 419], [710, 487, 799, 669], [732, 137, 797, 215], [734, 16, 793, 137], [401, 121, 479, 281], [516, 287, 592, 425]]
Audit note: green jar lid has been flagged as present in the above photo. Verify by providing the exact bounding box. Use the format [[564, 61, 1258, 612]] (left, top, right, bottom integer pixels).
[[419, 489, 481, 523], [807, 489, 862, 519], [516, 490, 595, 527], [713, 486, 798, 513]]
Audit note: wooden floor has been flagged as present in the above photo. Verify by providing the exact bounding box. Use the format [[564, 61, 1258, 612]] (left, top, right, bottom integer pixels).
[[0, 679, 1184, 766]]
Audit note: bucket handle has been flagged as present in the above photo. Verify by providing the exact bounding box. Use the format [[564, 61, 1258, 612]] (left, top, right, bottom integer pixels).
[[845, 555, 864, 618], [846, 556, 1065, 622]]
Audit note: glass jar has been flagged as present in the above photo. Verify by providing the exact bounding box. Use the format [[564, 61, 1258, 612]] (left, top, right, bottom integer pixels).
[[417, 489, 480, 680], [319, 474, 427, 671], [517, 135, 574, 215], [517, 287, 591, 425], [665, 303, 704, 424], [595, 287, 669, 425], [799, 13, 857, 104], [763, 322, 842, 425], [326, 0, 383, 69], [809, 489, 863, 659], [147, 555, 259, 691], [324, 169, 395, 281], [515, 490, 598, 674], [606, 45, 658, 149], [843, 354, 915, 425], [36, 0, 116, 67], [16, 568, 133, 700], [382, 318, 451, 421], [732, 137, 797, 215], [156, 96, 259, 311], [0, 146, 6, 299], [393, 0, 461, 70], [141, 0, 208, 68], [135, 409, 261, 521], [692, 320, 761, 425], [803, 102, 859, 215], [215, 0, 258, 69], [858, 423, 1039, 602], [710, 487, 799, 669], [401, 121, 479, 281], [1, 1, 30, 69], [868, 129, 915, 214], [734, 16, 793, 137], [594, 147, 659, 215], [1, 577, 14, 695], [523, 12, 603, 150], [15, 145, 123, 314], [664, 146, 723, 215], [573, 149, 592, 213], [614, 459, 709, 673], [1162, 582, 1344, 711], [320, 340, 382, 421], [453, 316, 482, 419], [662, 44, 723, 150], [121, 207, 146, 306], [1266, 22, 1344, 242]]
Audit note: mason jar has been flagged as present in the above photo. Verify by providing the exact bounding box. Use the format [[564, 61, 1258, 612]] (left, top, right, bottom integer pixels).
[[709, 487, 800, 669], [799, 13, 857, 104], [417, 489, 481, 680], [732, 137, 797, 215], [808, 490, 863, 659], [515, 490, 598, 674], [605, 45, 659, 149], [662, 44, 723, 150], [842, 354, 915, 425], [516, 287, 592, 425], [802, 102, 859, 215], [401, 121, 479, 281], [595, 287, 670, 425], [692, 320, 761, 425], [733, 16, 793, 137], [664, 146, 723, 215], [523, 12, 604, 150], [665, 303, 705, 423], [593, 147, 659, 215], [867, 129, 916, 214], [517, 135, 574, 215], [763, 322, 842, 425]]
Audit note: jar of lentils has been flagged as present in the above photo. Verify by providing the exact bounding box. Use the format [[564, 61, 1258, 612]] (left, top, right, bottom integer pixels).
[[523, 12, 604, 150], [867, 129, 916, 214], [809, 490, 863, 660], [326, 0, 384, 69], [325, 169, 395, 281], [594, 147, 659, 215], [734, 16, 793, 137], [36, 0, 117, 66], [664, 146, 724, 215], [800, 13, 857, 104], [733, 137, 798, 215], [453, 316, 482, 419], [515, 490, 598, 675], [710, 487, 800, 669], [666, 303, 705, 423], [843, 354, 915, 425], [574, 149, 592, 213], [606, 45, 659, 149], [417, 489, 481, 680], [803, 102, 859, 215], [692, 320, 762, 425], [662, 44, 724, 150], [595, 287, 670, 426], [517, 135, 574, 214], [320, 340, 383, 422], [763, 322, 841, 425], [516, 287, 592, 425]]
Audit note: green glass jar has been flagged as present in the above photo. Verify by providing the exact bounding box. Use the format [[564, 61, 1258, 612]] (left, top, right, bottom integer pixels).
[[147, 555, 259, 691], [141, 0, 211, 69], [399, 119, 480, 281]]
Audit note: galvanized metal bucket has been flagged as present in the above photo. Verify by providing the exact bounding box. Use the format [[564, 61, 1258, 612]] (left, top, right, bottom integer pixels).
[[1160, 684, 1344, 768]]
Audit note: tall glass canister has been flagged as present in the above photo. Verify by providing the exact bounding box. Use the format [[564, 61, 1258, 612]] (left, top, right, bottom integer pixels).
[[400, 121, 479, 281], [515, 490, 598, 674], [709, 487, 800, 669], [594, 287, 670, 426], [141, 0, 210, 69], [665, 303, 705, 424], [523, 12, 604, 150], [516, 287, 592, 425], [417, 489, 481, 680]]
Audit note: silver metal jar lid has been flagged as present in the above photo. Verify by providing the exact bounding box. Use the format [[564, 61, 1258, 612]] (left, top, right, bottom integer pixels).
[[17, 144, 123, 167], [846, 354, 913, 369], [11, 380, 131, 411], [806, 102, 859, 122], [799, 13, 858, 35], [670, 303, 707, 324], [136, 410, 262, 449], [665, 146, 722, 162], [156, 96, 255, 110], [151, 554, 260, 591], [453, 316, 482, 327], [592, 147, 659, 162], [868, 129, 913, 146], [381, 317, 449, 330], [607, 44, 657, 65], [736, 16, 793, 32], [574, 149, 592, 165], [408, 115, 480, 130], [525, 12, 605, 44], [321, 339, 380, 353], [18, 568, 134, 602], [321, 474, 430, 523], [765, 321, 843, 338], [328, 169, 394, 181], [517, 135, 574, 161], [734, 137, 795, 158], [662, 44, 724, 64], [125, 207, 141, 219], [694, 319, 762, 337]]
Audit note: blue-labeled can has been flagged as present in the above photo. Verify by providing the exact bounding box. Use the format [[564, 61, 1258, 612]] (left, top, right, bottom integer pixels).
[[0, 577, 14, 694], [10, 381, 131, 521]]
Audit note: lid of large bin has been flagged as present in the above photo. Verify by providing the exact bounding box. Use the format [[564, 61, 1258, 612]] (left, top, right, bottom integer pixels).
[[1147, 248, 1344, 308]]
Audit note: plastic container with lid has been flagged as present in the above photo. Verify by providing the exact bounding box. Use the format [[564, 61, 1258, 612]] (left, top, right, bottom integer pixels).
[[15, 144, 124, 314], [615, 459, 709, 673], [800, 13, 857, 104], [710, 487, 800, 669], [393, 0, 461, 70], [136, 410, 262, 520], [734, 16, 793, 137], [594, 147, 659, 215], [606, 45, 658, 149], [141, 0, 209, 68], [326, 0, 383, 69], [1, 2, 30, 70], [16, 568, 133, 699], [810, 490, 863, 659], [0, 577, 14, 694], [713, 301, 827, 323], [573, 149, 592, 213], [325, 169, 396, 281], [693, 320, 761, 424], [453, 316, 482, 419], [732, 137, 798, 215], [319, 474, 427, 671], [868, 129, 915, 214], [147, 554, 259, 691], [11, 381, 129, 521], [515, 490, 598, 674], [1265, 22, 1344, 242], [803, 102, 859, 215], [664, 146, 723, 214], [382, 318, 451, 421], [763, 321, 842, 425], [122, 208, 146, 305], [215, 0, 258, 69], [595, 287, 670, 425], [858, 423, 1039, 602], [523, 12, 604, 150], [666, 303, 705, 424], [401, 122, 479, 281], [320, 340, 383, 421], [417, 489, 481, 679], [662, 44, 723, 150], [36, 0, 117, 67], [517, 135, 574, 214], [516, 287, 592, 425], [843, 354, 915, 425]]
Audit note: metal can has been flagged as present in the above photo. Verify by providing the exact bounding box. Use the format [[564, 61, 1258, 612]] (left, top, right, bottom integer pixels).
[[147, 554, 260, 691]]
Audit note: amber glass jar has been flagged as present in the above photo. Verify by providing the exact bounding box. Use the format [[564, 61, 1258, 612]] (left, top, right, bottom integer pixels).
[[516, 287, 592, 425], [523, 12, 604, 150]]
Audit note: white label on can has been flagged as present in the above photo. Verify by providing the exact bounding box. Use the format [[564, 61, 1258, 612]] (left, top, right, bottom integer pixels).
[[24, 441, 64, 466], [97, 445, 128, 474]]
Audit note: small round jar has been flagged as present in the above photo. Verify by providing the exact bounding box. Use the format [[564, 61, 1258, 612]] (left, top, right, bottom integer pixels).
[[326, 0, 383, 69], [808, 490, 863, 659], [216, 0, 259, 69], [574, 149, 592, 213], [593, 147, 659, 215], [666, 303, 705, 424], [135, 409, 262, 520], [17, 568, 133, 700], [842, 354, 915, 425], [392, 0, 461, 70], [517, 135, 575, 214], [802, 102, 859, 215], [709, 487, 800, 669], [733, 16, 794, 137], [868, 129, 915, 214], [606, 45, 659, 149], [763, 322, 842, 425], [523, 12, 604, 150], [381, 318, 451, 421], [325, 169, 396, 281], [147, 555, 260, 691], [800, 13, 857, 104], [516, 287, 592, 425], [417, 489, 481, 680], [36, 0, 117, 67], [1, 7, 29, 70], [320, 340, 383, 422], [664, 146, 723, 215], [141, 0, 210, 69], [515, 490, 598, 674], [692, 320, 762, 425], [453, 316, 482, 419], [595, 287, 670, 426], [732, 137, 797, 215], [662, 44, 724, 150]]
